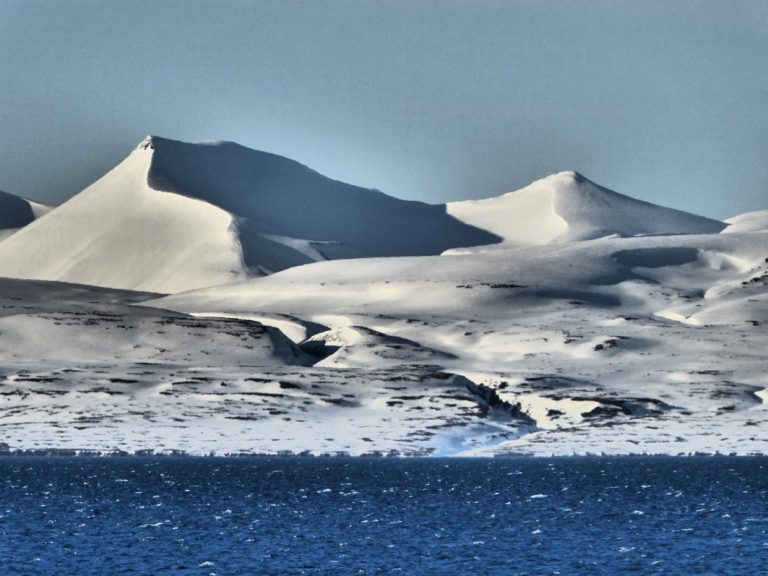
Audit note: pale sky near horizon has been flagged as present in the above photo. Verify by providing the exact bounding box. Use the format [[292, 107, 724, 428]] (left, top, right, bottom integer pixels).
[[1, 0, 767, 219]]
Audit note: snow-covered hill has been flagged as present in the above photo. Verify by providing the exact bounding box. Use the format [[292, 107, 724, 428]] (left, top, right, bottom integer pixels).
[[0, 136, 498, 292], [0, 278, 308, 366], [0, 138, 728, 294], [446, 171, 725, 248], [151, 229, 768, 455], [723, 210, 768, 234], [1, 226, 766, 456], [0, 277, 516, 456], [0, 135, 764, 456], [0, 189, 51, 241]]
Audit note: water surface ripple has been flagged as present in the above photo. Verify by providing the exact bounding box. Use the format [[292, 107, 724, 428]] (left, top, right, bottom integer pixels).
[[0, 456, 765, 575]]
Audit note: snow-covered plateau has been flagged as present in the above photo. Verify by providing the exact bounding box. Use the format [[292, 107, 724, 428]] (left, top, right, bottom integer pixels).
[[0, 136, 765, 456]]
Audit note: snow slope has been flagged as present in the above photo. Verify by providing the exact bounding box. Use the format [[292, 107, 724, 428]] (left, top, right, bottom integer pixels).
[[0, 225, 765, 455], [151, 229, 768, 455], [0, 136, 498, 292], [0, 146, 247, 292], [0, 278, 308, 366], [723, 210, 768, 234], [0, 190, 51, 241], [0, 278, 520, 456], [446, 171, 725, 248]]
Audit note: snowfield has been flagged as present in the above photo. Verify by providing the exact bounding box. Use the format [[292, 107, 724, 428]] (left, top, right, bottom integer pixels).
[[152, 230, 768, 455], [0, 136, 765, 456]]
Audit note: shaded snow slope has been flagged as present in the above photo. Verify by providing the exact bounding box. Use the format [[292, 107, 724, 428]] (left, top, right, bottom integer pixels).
[[723, 210, 768, 234], [446, 171, 725, 248], [0, 190, 52, 241], [145, 136, 499, 263], [0, 136, 498, 293]]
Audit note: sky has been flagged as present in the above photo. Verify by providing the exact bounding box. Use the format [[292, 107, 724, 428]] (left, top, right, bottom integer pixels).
[[0, 0, 767, 220]]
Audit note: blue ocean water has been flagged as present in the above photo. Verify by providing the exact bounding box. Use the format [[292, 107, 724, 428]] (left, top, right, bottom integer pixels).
[[0, 456, 765, 575]]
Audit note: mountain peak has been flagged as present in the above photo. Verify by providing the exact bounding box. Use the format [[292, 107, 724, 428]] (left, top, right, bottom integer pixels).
[[137, 135, 156, 150], [549, 169, 584, 180], [447, 170, 726, 247], [0, 135, 499, 292], [541, 170, 591, 189]]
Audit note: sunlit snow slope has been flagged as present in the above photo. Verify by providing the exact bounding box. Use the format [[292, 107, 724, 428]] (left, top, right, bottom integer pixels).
[[723, 210, 768, 234]]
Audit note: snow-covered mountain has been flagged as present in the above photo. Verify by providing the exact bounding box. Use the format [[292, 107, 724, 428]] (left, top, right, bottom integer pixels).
[[0, 134, 764, 456], [0, 189, 51, 241], [0, 137, 727, 293], [446, 171, 725, 248], [0, 136, 497, 292]]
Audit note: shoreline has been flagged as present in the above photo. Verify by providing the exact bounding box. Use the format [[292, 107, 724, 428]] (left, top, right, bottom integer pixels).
[[1, 448, 766, 459]]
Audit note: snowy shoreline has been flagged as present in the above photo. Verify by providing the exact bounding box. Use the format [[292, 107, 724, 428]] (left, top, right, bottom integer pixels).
[[1, 449, 766, 459]]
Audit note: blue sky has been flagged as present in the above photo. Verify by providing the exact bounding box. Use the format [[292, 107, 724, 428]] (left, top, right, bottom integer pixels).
[[1, 0, 766, 219]]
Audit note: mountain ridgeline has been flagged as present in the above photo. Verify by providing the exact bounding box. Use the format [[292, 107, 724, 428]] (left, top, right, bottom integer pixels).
[[145, 137, 500, 261], [0, 136, 727, 293]]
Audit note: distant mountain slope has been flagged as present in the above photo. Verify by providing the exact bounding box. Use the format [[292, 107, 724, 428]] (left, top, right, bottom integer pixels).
[[0, 136, 497, 292], [446, 171, 725, 248], [723, 210, 768, 234], [0, 189, 51, 241], [0, 146, 247, 293]]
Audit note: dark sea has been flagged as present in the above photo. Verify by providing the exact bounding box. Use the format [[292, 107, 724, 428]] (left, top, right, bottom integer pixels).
[[0, 456, 766, 575]]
